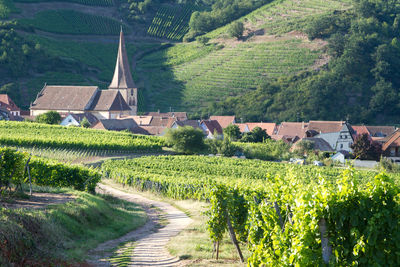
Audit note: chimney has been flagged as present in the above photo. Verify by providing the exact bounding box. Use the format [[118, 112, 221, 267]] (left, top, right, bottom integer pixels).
[[302, 121, 305, 129]]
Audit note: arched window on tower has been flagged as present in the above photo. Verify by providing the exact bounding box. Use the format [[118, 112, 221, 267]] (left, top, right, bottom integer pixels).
[[131, 89, 134, 96]]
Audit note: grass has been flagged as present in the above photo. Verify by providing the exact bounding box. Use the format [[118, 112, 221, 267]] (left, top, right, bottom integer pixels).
[[19, 9, 130, 35], [14, 0, 114, 6], [101, 178, 250, 266], [0, 185, 146, 265], [108, 241, 136, 267]]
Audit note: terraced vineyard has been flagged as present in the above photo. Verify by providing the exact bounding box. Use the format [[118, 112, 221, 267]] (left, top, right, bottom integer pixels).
[[138, 38, 321, 111], [19, 9, 128, 35], [208, 0, 353, 38], [147, 3, 198, 41], [137, 0, 352, 113], [14, 0, 114, 6]]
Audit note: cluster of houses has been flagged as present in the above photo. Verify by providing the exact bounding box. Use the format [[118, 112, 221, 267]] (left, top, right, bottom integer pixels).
[[1, 29, 399, 162]]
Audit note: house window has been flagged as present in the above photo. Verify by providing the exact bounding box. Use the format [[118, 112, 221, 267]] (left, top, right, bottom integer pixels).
[[340, 144, 343, 149]]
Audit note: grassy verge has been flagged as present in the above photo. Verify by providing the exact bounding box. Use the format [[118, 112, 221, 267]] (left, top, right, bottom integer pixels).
[[101, 178, 249, 266], [0, 184, 146, 265]]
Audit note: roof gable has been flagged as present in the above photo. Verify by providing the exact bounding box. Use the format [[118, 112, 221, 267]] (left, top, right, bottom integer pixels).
[[89, 90, 131, 111], [201, 120, 223, 135]]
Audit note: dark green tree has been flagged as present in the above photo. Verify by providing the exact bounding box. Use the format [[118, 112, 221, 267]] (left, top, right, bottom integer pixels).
[[351, 133, 382, 160], [165, 126, 205, 154], [35, 111, 61, 125], [223, 124, 241, 141], [228, 21, 244, 39], [196, 35, 210, 46]]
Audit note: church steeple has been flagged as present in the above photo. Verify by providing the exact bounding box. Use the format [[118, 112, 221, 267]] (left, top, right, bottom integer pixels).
[[108, 28, 138, 115], [109, 28, 135, 89]]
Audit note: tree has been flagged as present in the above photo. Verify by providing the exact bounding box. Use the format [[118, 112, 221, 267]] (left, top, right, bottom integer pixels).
[[351, 133, 382, 160], [196, 35, 210, 46], [240, 127, 270, 143], [223, 124, 241, 141], [80, 117, 90, 128], [228, 21, 244, 39], [294, 140, 315, 157], [165, 126, 205, 154], [35, 111, 61, 125]]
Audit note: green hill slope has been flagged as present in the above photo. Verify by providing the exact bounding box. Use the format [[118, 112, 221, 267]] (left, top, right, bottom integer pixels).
[[1, 0, 354, 118], [136, 0, 352, 114]]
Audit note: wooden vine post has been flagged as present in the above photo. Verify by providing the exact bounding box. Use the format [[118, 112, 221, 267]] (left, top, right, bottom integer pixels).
[[24, 157, 32, 196], [319, 218, 332, 264], [225, 209, 244, 262]]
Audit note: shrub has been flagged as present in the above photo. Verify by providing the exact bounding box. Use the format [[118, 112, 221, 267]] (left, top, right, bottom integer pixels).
[[165, 126, 205, 154], [35, 111, 61, 125], [223, 124, 241, 141], [196, 35, 210, 46], [228, 21, 244, 39]]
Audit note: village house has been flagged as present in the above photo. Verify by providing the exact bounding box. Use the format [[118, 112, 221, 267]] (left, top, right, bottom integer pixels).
[[0, 94, 21, 117], [91, 118, 146, 134], [246, 122, 277, 136], [30, 29, 137, 120], [382, 130, 400, 158], [209, 116, 235, 129], [307, 121, 354, 152], [273, 122, 308, 144], [235, 123, 250, 133], [60, 113, 99, 127], [200, 120, 223, 139]]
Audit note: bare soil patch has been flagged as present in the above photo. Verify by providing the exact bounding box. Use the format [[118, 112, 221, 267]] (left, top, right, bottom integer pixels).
[[1, 192, 76, 209]]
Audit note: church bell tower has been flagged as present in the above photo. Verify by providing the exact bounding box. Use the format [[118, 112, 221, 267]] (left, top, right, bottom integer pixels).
[[109, 28, 137, 115]]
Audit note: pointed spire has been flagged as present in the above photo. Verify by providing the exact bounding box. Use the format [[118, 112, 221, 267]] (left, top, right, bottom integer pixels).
[[109, 28, 135, 89]]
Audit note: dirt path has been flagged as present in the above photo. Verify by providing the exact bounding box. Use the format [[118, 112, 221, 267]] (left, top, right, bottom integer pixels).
[[88, 183, 193, 266]]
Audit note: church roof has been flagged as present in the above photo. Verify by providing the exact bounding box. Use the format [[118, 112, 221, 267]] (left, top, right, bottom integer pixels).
[[89, 90, 131, 111], [109, 29, 136, 89], [31, 85, 99, 111]]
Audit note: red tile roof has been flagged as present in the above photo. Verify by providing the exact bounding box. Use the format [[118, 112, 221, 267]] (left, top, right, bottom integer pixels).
[[147, 112, 187, 121], [382, 129, 400, 152], [0, 94, 20, 111], [307, 121, 345, 133], [201, 120, 223, 135], [277, 122, 308, 138], [209, 116, 235, 128], [235, 123, 249, 133], [246, 122, 277, 136]]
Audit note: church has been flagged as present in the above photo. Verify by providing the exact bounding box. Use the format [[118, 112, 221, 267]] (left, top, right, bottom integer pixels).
[[30, 29, 138, 119]]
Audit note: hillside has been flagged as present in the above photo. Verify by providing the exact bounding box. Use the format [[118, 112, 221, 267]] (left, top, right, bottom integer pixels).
[[4, 0, 396, 124]]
